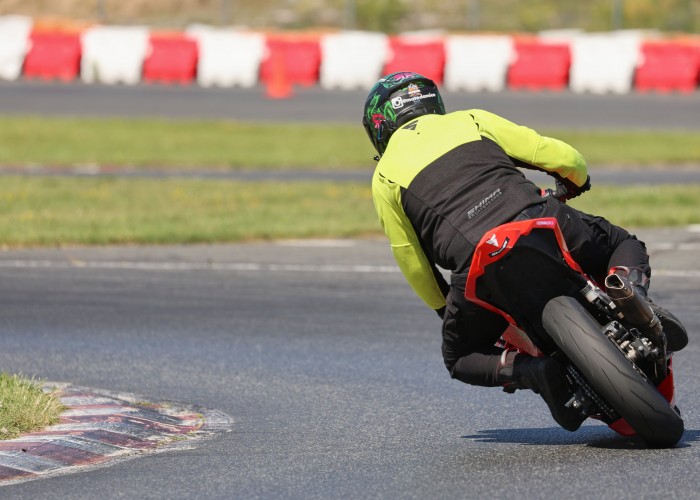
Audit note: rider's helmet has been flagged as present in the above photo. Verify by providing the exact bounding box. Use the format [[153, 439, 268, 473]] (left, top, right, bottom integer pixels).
[[362, 71, 445, 157]]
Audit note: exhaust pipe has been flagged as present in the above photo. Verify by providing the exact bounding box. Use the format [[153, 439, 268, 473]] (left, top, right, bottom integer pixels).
[[605, 273, 667, 380], [604, 273, 663, 339]]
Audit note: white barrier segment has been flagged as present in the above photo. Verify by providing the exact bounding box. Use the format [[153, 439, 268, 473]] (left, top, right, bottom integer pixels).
[[319, 31, 389, 90], [0, 15, 32, 81], [569, 32, 643, 94], [81, 26, 149, 85], [186, 25, 265, 88], [444, 35, 514, 92]]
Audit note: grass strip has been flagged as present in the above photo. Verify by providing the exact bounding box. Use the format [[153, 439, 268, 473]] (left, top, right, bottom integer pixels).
[[0, 176, 377, 246], [2, 116, 700, 169], [0, 116, 371, 170], [0, 177, 699, 247], [0, 373, 64, 440]]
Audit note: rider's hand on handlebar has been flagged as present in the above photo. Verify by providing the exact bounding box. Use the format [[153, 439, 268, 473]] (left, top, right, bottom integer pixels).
[[545, 175, 591, 202]]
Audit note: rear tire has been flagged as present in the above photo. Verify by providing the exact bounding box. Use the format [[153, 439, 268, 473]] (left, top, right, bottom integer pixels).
[[542, 296, 684, 448]]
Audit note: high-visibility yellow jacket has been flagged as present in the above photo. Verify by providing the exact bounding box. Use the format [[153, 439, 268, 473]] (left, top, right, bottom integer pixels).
[[371, 109, 587, 311]]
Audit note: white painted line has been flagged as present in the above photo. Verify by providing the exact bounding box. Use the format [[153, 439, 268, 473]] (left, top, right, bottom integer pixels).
[[648, 242, 700, 251], [649, 243, 676, 251], [687, 224, 700, 233], [275, 239, 357, 247], [1, 260, 698, 278], [653, 269, 700, 278], [0, 260, 401, 274]]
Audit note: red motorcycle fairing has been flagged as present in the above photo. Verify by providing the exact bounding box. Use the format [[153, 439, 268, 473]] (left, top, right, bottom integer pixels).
[[465, 217, 583, 324], [464, 217, 676, 437]]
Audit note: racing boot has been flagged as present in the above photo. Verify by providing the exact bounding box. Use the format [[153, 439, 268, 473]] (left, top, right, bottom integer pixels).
[[610, 267, 688, 352], [497, 351, 586, 432]]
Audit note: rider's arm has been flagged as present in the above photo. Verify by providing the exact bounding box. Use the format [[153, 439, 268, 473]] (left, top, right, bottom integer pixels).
[[372, 170, 448, 312], [468, 109, 588, 188]]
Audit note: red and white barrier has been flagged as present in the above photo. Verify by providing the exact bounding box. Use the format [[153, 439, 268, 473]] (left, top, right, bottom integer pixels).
[[444, 35, 514, 92], [569, 32, 643, 94], [1, 17, 699, 94], [143, 33, 198, 85], [508, 39, 570, 91], [260, 35, 321, 88], [384, 34, 445, 85], [0, 15, 32, 80], [81, 26, 149, 85], [186, 26, 265, 88], [320, 31, 389, 90], [24, 31, 82, 81], [636, 41, 700, 93]]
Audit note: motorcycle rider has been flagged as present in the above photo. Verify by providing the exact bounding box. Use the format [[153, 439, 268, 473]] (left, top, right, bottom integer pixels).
[[364, 71, 688, 432]]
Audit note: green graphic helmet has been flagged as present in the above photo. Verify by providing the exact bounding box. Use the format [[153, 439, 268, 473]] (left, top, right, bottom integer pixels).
[[362, 71, 445, 156]]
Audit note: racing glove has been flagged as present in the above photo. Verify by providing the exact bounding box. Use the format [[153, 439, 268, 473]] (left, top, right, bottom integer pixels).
[[545, 175, 591, 202]]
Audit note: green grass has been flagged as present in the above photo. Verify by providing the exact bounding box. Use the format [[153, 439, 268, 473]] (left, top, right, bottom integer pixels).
[[2, 116, 700, 169], [0, 373, 64, 440], [550, 130, 700, 166], [0, 176, 698, 247], [0, 176, 377, 246], [569, 185, 700, 227], [0, 116, 372, 170]]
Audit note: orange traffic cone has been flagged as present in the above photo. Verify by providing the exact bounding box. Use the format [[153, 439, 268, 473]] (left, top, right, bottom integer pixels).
[[265, 50, 293, 99]]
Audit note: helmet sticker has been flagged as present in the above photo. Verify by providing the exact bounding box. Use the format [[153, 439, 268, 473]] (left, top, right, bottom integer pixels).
[[371, 113, 385, 129], [391, 72, 418, 81], [391, 92, 437, 109], [378, 71, 420, 88], [407, 83, 421, 97]]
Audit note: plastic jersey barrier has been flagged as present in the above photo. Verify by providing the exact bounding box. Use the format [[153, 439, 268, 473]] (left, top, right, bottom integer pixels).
[[0, 15, 32, 81], [635, 41, 700, 93], [320, 31, 389, 90], [508, 39, 570, 91], [383, 36, 445, 85], [569, 33, 642, 94], [444, 35, 514, 92], [259, 35, 321, 87], [24, 31, 82, 81], [186, 26, 265, 88], [81, 26, 150, 85], [143, 34, 198, 85]]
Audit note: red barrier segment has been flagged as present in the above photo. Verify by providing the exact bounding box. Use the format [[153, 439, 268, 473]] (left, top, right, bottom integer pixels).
[[508, 40, 570, 91], [259, 36, 321, 87], [143, 34, 198, 85], [635, 41, 700, 93], [383, 38, 445, 85], [23, 31, 81, 82]]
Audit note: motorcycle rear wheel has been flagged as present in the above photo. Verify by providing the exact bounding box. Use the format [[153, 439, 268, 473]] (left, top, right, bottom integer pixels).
[[542, 295, 684, 448]]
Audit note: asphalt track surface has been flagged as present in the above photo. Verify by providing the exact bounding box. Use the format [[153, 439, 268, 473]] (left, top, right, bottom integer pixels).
[[0, 85, 699, 497], [1, 80, 700, 129], [0, 228, 698, 499]]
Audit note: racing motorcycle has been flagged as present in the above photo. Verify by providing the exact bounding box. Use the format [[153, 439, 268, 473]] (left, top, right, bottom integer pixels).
[[464, 203, 684, 448]]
